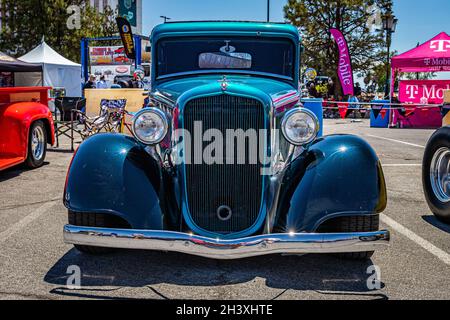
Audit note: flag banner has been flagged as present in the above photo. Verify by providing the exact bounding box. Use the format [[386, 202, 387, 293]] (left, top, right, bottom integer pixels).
[[372, 105, 383, 119], [116, 17, 136, 60], [442, 104, 450, 118], [330, 29, 355, 96], [119, 0, 137, 27], [338, 102, 350, 119]]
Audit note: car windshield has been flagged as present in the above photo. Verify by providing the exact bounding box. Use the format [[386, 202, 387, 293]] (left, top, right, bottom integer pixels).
[[156, 37, 295, 80]]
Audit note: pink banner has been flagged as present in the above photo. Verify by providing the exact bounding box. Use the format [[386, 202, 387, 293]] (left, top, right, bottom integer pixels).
[[392, 32, 450, 72], [399, 80, 450, 104], [330, 29, 354, 96]]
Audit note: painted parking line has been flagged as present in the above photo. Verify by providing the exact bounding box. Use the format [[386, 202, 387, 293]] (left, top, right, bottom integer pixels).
[[366, 134, 426, 149], [382, 164, 422, 167], [381, 214, 450, 266], [0, 201, 57, 243]]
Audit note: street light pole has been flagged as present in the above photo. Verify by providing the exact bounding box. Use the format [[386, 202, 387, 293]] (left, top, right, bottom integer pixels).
[[267, 0, 270, 22], [385, 30, 392, 98], [382, 8, 398, 99]]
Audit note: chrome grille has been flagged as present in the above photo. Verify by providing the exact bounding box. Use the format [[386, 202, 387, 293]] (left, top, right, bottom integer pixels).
[[184, 95, 265, 233]]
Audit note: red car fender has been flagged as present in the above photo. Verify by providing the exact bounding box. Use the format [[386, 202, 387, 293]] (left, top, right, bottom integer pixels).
[[0, 102, 55, 161]]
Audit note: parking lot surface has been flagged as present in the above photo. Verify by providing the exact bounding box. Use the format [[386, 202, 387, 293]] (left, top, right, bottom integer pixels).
[[0, 119, 449, 300]]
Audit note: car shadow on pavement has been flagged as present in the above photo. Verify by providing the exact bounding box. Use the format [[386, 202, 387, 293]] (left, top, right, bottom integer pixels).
[[0, 162, 50, 183], [422, 215, 450, 234], [44, 249, 388, 300], [48, 148, 75, 154]]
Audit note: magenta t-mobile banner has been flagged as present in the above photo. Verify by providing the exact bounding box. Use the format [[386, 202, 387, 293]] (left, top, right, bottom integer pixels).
[[399, 80, 450, 104], [330, 28, 355, 96]]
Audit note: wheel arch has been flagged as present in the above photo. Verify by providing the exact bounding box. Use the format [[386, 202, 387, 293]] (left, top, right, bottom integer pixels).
[[64, 133, 166, 230], [274, 134, 387, 233]]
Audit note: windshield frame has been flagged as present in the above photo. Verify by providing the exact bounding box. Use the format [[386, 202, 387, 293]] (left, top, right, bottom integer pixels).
[[153, 35, 298, 83]]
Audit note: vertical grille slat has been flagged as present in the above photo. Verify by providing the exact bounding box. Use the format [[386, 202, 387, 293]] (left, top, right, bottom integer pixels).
[[184, 95, 265, 234]]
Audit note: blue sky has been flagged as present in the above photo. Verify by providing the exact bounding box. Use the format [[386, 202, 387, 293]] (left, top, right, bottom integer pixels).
[[142, 0, 450, 80], [142, 0, 450, 54]]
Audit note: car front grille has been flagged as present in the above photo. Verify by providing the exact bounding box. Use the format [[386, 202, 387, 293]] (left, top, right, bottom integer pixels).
[[184, 94, 265, 234]]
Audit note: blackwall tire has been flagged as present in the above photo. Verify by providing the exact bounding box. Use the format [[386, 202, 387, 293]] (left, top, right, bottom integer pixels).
[[26, 120, 47, 169], [423, 127, 450, 224], [68, 211, 116, 255], [318, 215, 379, 261]]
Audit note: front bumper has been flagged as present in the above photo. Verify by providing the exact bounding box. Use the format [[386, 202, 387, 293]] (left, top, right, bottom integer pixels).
[[64, 225, 390, 260]]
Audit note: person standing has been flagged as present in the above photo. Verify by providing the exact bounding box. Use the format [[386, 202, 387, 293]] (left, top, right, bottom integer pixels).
[[83, 75, 97, 90], [308, 82, 318, 98], [96, 75, 108, 89], [354, 83, 362, 97], [327, 78, 335, 98]]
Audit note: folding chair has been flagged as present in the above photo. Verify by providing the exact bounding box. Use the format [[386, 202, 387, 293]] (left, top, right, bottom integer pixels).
[[73, 99, 128, 140], [102, 99, 128, 133], [53, 97, 86, 151]]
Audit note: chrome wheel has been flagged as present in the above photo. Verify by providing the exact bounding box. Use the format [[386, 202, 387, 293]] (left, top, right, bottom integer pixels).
[[31, 125, 45, 161], [430, 147, 450, 203]]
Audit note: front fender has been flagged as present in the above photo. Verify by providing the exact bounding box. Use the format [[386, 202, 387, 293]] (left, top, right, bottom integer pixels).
[[0, 102, 54, 158], [64, 134, 164, 230], [275, 135, 387, 233]]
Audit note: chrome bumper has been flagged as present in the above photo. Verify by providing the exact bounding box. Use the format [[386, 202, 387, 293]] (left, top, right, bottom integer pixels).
[[63, 225, 390, 260]]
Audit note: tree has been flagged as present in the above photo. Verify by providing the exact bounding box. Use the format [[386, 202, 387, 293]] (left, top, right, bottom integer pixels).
[[284, 0, 394, 95], [0, 0, 117, 62], [402, 72, 436, 81], [362, 50, 397, 93]]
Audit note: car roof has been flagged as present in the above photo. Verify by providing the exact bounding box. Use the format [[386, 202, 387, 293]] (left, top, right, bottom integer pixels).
[[151, 21, 300, 42]]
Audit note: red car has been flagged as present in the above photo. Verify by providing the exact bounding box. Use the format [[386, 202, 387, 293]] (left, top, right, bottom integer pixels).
[[0, 87, 55, 171]]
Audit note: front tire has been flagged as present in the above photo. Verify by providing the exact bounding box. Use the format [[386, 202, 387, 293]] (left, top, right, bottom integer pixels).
[[26, 120, 47, 168], [423, 127, 450, 224], [68, 212, 116, 255]]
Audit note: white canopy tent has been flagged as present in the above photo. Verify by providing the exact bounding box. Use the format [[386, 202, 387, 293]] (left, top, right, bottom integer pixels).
[[16, 40, 82, 97]]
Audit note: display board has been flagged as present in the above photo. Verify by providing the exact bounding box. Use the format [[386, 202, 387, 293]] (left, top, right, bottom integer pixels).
[[89, 46, 133, 84], [84, 88, 145, 117], [399, 80, 450, 104]]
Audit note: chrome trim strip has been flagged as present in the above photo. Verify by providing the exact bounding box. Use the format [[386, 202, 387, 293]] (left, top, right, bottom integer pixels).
[[64, 225, 390, 260]]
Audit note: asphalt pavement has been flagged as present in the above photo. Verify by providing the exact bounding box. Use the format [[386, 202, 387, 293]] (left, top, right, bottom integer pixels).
[[0, 119, 449, 300]]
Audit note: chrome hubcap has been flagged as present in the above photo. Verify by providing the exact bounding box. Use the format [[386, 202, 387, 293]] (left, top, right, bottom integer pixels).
[[31, 126, 45, 161], [430, 147, 450, 203]]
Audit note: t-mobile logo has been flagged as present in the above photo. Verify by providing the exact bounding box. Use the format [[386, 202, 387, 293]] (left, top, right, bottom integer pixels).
[[430, 40, 450, 52], [406, 85, 419, 99]]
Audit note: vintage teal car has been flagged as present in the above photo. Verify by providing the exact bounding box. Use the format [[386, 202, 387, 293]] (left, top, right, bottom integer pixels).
[[63, 22, 389, 260]]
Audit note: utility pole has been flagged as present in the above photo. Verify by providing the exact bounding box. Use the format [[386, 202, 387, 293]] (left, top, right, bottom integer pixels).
[[267, 0, 270, 22], [160, 16, 171, 23]]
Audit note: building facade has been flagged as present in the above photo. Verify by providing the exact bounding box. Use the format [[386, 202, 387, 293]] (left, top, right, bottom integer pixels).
[[90, 0, 142, 35]]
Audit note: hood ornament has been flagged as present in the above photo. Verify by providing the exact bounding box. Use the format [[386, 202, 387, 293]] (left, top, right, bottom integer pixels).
[[220, 75, 228, 91]]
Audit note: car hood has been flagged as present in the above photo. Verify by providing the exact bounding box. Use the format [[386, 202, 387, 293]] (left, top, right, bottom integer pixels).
[[153, 75, 300, 109]]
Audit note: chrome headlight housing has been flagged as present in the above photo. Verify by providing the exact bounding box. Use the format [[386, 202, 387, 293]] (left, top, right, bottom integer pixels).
[[281, 108, 320, 146], [132, 108, 169, 145]]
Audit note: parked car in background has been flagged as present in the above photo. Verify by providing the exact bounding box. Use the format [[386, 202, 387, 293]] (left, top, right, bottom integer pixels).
[[423, 126, 450, 224], [0, 87, 55, 171], [63, 21, 390, 261]]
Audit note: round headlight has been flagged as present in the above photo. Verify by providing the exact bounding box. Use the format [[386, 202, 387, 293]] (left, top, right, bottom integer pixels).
[[132, 108, 169, 145], [281, 108, 319, 146]]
